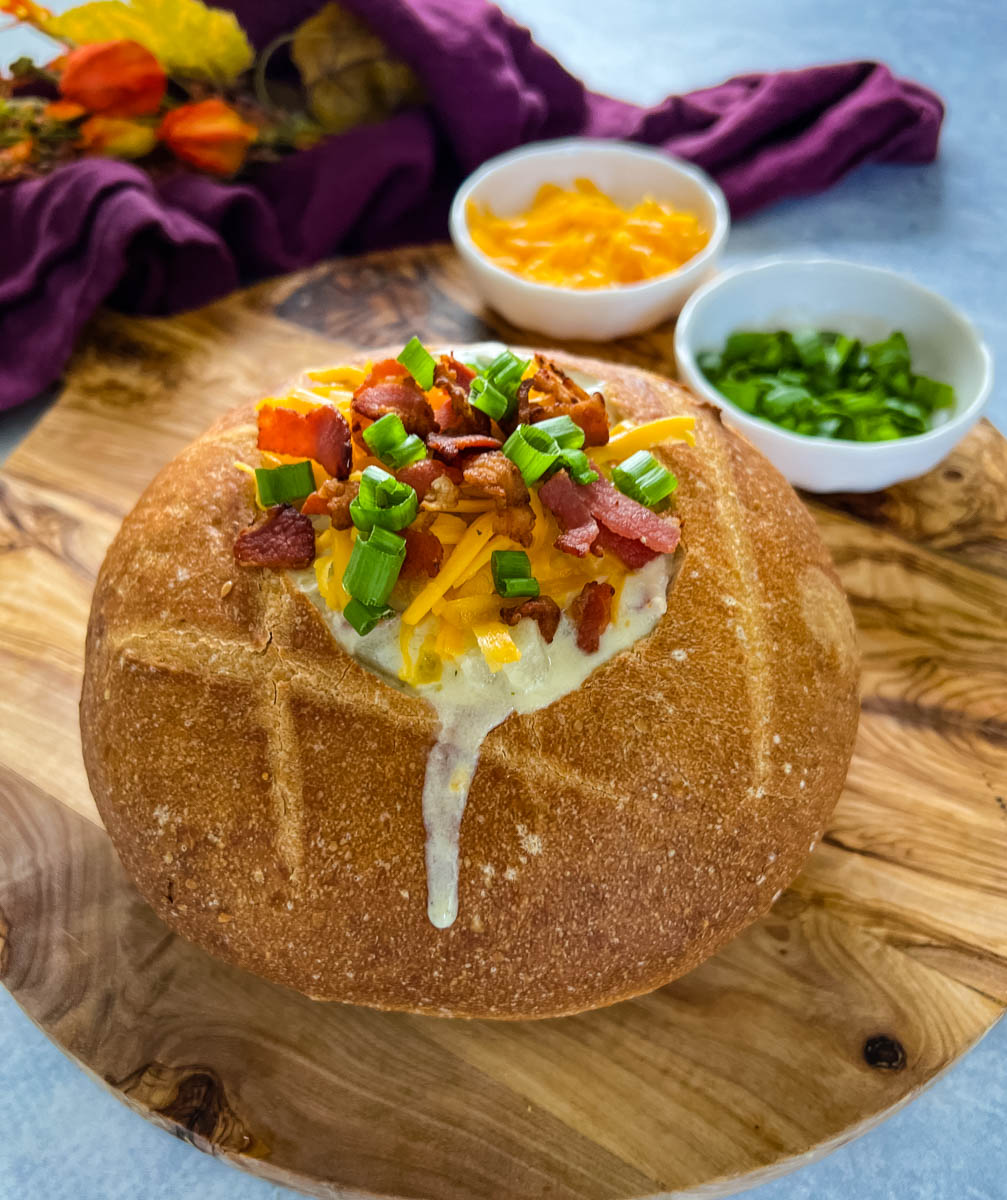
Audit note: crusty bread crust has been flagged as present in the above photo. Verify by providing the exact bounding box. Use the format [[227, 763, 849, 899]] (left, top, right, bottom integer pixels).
[[80, 352, 859, 1019]]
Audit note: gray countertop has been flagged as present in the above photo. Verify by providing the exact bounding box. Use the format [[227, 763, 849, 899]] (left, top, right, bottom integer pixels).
[[1, 1, 1004, 1197]]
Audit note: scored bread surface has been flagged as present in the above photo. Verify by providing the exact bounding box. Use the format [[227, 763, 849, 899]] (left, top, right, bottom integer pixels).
[[80, 352, 860, 1019]]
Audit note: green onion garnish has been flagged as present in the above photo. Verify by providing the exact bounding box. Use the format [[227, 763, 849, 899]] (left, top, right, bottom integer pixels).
[[342, 524, 406, 608], [612, 450, 677, 507], [501, 423, 560, 485], [533, 415, 585, 450], [469, 375, 511, 422], [350, 465, 418, 532], [557, 447, 598, 485], [699, 328, 955, 441], [397, 336, 436, 391], [254, 460, 315, 507], [362, 412, 427, 469], [343, 598, 394, 636], [485, 350, 530, 394], [491, 549, 540, 599]]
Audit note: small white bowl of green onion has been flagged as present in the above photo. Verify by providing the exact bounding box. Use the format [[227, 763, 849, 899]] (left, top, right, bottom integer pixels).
[[674, 259, 993, 492]]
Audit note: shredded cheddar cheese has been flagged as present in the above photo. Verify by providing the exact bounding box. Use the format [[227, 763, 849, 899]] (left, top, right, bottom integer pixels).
[[401, 512, 499, 626], [466, 178, 709, 289], [471, 622, 521, 671], [591, 416, 697, 460]]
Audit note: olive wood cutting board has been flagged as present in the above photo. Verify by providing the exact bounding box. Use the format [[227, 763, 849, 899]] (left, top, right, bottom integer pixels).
[[1, 244, 1005, 1200]]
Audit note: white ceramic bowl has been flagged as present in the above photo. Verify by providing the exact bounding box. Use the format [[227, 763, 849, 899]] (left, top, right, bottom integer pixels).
[[675, 259, 993, 493], [449, 139, 729, 341]]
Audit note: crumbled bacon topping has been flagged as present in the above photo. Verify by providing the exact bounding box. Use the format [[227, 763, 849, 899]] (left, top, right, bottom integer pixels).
[[257, 404, 352, 479], [234, 505, 315, 570], [528, 357, 610, 446], [427, 432, 502, 463], [433, 355, 489, 436], [538, 469, 600, 558], [462, 451, 529, 509], [300, 478, 358, 529], [352, 361, 436, 439], [500, 595, 561, 644], [593, 523, 660, 568], [492, 503, 535, 547], [580, 476, 681, 553], [401, 527, 444, 579], [569, 581, 615, 653], [394, 458, 459, 500]]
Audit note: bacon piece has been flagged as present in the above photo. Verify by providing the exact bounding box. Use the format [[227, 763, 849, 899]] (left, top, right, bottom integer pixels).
[[394, 458, 455, 499], [427, 432, 502, 464], [257, 404, 351, 479], [570, 581, 615, 653], [581, 476, 681, 553], [462, 451, 529, 510], [528, 357, 610, 446], [433, 355, 489, 436], [500, 595, 561, 644], [400, 528, 443, 580], [352, 361, 436, 438], [300, 478, 359, 529], [593, 523, 660, 569], [234, 505, 315, 570], [538, 469, 600, 558], [493, 503, 535, 547]]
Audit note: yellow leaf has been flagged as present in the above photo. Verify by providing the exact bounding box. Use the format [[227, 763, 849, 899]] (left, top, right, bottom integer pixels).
[[291, 1, 422, 135], [43, 0, 253, 83]]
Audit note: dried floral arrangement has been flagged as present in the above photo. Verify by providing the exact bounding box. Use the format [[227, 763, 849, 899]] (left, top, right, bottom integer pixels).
[[0, 0, 422, 179]]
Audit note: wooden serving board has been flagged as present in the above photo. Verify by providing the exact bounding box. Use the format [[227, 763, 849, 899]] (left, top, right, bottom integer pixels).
[[1, 244, 1006, 1200]]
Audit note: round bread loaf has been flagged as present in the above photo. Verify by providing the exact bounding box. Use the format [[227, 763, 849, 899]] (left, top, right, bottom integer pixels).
[[80, 351, 859, 1019]]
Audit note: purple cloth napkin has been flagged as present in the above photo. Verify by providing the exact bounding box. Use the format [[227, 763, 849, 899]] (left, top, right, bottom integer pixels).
[[0, 0, 944, 411]]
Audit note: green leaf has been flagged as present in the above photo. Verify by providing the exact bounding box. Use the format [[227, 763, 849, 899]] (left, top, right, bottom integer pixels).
[[44, 0, 254, 82]]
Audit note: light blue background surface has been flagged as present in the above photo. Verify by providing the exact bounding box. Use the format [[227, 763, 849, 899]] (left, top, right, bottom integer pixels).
[[1, 2, 1004, 1197]]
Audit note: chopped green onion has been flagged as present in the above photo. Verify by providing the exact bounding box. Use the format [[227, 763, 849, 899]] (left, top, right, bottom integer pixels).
[[350, 465, 418, 532], [486, 349, 530, 394], [699, 327, 956, 442], [612, 450, 677, 507], [557, 447, 598, 485], [342, 525, 406, 607], [254, 460, 315, 507], [533, 415, 585, 450], [501, 423, 560, 484], [491, 549, 539, 598], [497, 577, 540, 598], [343, 598, 394, 636], [469, 375, 510, 422], [397, 336, 436, 390], [363, 413, 427, 470]]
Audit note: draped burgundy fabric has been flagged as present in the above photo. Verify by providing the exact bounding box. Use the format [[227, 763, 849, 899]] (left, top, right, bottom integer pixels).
[[0, 0, 944, 410]]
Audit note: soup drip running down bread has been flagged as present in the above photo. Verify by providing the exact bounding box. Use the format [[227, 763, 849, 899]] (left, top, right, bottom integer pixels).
[[81, 343, 859, 1019]]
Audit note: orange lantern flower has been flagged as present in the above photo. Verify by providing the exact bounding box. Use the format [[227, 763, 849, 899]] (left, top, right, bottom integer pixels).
[[59, 40, 166, 118], [78, 115, 158, 159], [157, 98, 257, 176]]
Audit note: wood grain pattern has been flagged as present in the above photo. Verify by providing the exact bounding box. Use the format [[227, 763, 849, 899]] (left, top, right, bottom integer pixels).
[[1, 242, 1005, 1198]]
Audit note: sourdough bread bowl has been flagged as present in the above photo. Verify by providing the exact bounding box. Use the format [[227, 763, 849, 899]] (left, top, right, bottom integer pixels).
[[80, 347, 859, 1019]]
